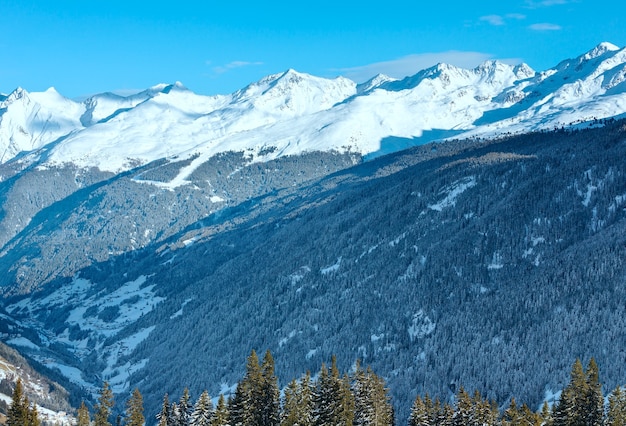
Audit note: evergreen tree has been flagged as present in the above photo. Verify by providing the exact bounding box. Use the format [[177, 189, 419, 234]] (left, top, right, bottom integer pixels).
[[126, 388, 145, 426], [471, 392, 497, 426], [260, 350, 281, 426], [7, 378, 29, 426], [298, 372, 315, 426], [339, 373, 356, 426], [519, 403, 541, 426], [27, 401, 40, 426], [191, 390, 213, 426], [94, 382, 115, 426], [553, 358, 604, 426], [313, 362, 339, 426], [157, 394, 171, 426], [607, 386, 626, 426], [229, 381, 248, 426], [540, 401, 552, 426], [282, 372, 314, 426], [171, 403, 181, 426], [408, 396, 428, 426], [585, 358, 604, 426], [172, 388, 193, 426], [503, 398, 521, 426], [553, 359, 587, 426], [424, 395, 437, 426], [281, 379, 301, 426], [77, 401, 91, 426], [439, 402, 454, 426], [313, 356, 356, 426], [353, 363, 371, 426], [452, 387, 473, 426], [229, 350, 263, 426], [353, 366, 393, 426], [211, 395, 229, 426]]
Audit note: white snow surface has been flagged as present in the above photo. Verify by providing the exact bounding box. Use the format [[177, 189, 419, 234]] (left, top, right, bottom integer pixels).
[[1, 43, 626, 178]]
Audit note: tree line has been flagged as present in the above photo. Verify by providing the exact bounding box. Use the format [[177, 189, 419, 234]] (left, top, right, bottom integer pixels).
[[408, 358, 626, 426], [5, 352, 626, 426]]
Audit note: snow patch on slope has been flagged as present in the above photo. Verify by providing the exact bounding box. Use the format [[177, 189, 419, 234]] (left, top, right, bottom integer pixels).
[[428, 177, 477, 211]]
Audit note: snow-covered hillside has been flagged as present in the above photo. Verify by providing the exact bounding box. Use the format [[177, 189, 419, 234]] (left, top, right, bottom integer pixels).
[[1, 43, 626, 175], [0, 342, 74, 425]]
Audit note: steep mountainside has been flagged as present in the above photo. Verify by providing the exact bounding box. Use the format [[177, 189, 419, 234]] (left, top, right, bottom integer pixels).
[[3, 120, 626, 423]]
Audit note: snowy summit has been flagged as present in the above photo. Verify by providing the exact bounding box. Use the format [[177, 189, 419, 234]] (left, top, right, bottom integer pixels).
[[1, 43, 626, 175]]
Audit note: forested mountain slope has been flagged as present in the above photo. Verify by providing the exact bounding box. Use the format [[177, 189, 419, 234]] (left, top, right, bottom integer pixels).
[[3, 120, 626, 422]]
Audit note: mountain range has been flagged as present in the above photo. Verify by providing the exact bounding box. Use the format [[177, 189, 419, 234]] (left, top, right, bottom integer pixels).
[[1, 42, 626, 423], [2, 42, 625, 174]]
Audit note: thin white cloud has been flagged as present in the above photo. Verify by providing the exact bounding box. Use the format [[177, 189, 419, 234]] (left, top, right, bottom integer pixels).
[[525, 0, 573, 8], [338, 51, 523, 83], [479, 13, 526, 27], [529, 22, 562, 31], [212, 61, 264, 75], [480, 15, 505, 26]]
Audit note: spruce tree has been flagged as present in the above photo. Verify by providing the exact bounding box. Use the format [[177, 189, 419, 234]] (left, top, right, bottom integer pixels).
[[94, 382, 115, 426], [229, 349, 266, 426], [439, 402, 454, 426], [7, 378, 28, 426], [282, 372, 314, 426], [503, 398, 521, 426], [353, 363, 370, 426], [260, 350, 280, 426], [281, 379, 301, 426], [77, 401, 91, 426], [408, 395, 428, 426], [313, 363, 337, 426], [178, 388, 193, 426], [585, 358, 604, 426], [423, 395, 436, 426], [339, 373, 355, 426], [171, 403, 181, 426], [191, 390, 213, 426], [357, 367, 393, 426], [452, 387, 472, 426], [157, 394, 171, 426], [211, 395, 229, 426], [607, 386, 626, 426], [126, 388, 145, 426], [553, 359, 587, 426], [540, 401, 552, 426], [520, 403, 542, 426], [27, 401, 40, 426], [298, 372, 315, 426], [228, 381, 248, 426]]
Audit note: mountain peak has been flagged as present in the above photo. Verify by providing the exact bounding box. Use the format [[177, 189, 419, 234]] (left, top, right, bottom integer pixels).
[[357, 73, 397, 94], [2, 87, 29, 105], [596, 41, 620, 52], [582, 42, 621, 61], [513, 63, 536, 80]]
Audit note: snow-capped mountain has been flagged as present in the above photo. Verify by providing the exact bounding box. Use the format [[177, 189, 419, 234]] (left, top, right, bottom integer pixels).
[[1, 42, 626, 175]]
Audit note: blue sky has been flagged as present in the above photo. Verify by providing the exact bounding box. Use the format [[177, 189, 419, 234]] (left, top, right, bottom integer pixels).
[[1, 0, 625, 98]]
